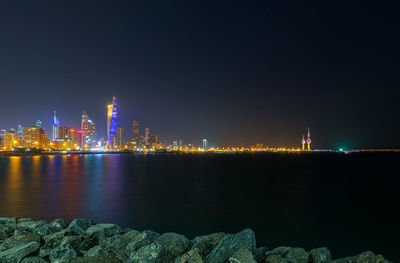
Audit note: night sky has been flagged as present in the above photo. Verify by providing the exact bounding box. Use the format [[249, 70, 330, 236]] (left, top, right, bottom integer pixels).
[[1, 1, 399, 148]]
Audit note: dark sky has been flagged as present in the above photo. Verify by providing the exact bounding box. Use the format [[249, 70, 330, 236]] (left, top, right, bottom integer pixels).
[[1, 0, 399, 149]]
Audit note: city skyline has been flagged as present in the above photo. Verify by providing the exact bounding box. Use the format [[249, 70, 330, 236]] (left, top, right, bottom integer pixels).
[[0, 1, 399, 148]]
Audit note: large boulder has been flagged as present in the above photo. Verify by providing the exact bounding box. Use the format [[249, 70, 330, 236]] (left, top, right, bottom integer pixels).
[[21, 256, 49, 263], [86, 245, 112, 258], [34, 219, 68, 236], [175, 248, 204, 263], [265, 254, 289, 263], [68, 219, 95, 235], [254, 247, 268, 262], [0, 241, 40, 263], [49, 245, 78, 263], [331, 251, 388, 263], [60, 236, 82, 251], [127, 242, 165, 263], [43, 229, 73, 249], [285, 247, 309, 263], [265, 247, 291, 263], [309, 247, 332, 263], [99, 231, 140, 262], [191, 233, 225, 256], [206, 228, 256, 263], [229, 247, 257, 263], [0, 217, 17, 228], [84, 224, 122, 238], [17, 219, 48, 232], [0, 233, 41, 250], [0, 224, 12, 240], [155, 232, 190, 260], [125, 230, 160, 255]]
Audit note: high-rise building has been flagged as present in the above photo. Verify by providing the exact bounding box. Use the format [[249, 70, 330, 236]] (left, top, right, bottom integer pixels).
[[144, 128, 151, 146], [107, 97, 117, 148], [24, 126, 41, 148], [17, 125, 24, 142], [202, 139, 208, 149], [81, 110, 88, 146], [52, 111, 59, 141], [35, 120, 42, 128], [115, 128, 124, 148], [86, 120, 96, 147], [132, 120, 139, 141], [4, 131, 19, 150], [306, 128, 312, 151], [58, 126, 71, 141], [0, 129, 6, 147]]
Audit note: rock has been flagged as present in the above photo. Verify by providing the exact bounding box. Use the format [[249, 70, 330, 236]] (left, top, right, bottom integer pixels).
[[265, 254, 289, 263], [70, 257, 121, 263], [60, 236, 82, 251], [21, 256, 49, 263], [206, 228, 256, 263], [43, 229, 73, 249], [49, 245, 78, 263], [254, 247, 268, 262], [99, 232, 140, 262], [155, 232, 190, 260], [352, 251, 387, 263], [68, 219, 95, 235], [17, 219, 48, 232], [0, 217, 17, 228], [127, 242, 165, 263], [0, 224, 12, 239], [14, 229, 30, 236], [285, 247, 309, 263], [229, 247, 257, 263], [86, 245, 112, 258], [191, 232, 225, 256], [34, 219, 69, 236], [39, 247, 52, 257], [84, 224, 122, 238], [0, 233, 41, 250], [77, 236, 98, 253], [309, 247, 332, 263], [0, 241, 40, 263], [266, 247, 292, 257], [176, 248, 204, 263], [125, 230, 160, 255]]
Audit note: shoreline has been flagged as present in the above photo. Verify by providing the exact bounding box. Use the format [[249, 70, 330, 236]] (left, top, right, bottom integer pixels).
[[0, 217, 392, 263]]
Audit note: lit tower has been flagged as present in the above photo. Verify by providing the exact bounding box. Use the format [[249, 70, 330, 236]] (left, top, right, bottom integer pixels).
[[81, 110, 88, 147], [106, 97, 118, 148], [52, 111, 59, 141], [306, 128, 312, 151], [301, 135, 305, 151]]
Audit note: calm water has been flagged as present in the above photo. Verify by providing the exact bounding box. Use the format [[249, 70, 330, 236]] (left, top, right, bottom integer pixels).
[[0, 153, 398, 261]]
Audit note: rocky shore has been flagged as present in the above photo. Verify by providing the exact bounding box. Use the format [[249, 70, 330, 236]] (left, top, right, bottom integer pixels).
[[0, 217, 391, 263]]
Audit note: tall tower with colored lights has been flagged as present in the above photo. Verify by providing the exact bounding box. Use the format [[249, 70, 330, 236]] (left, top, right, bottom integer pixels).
[[52, 111, 59, 141], [306, 128, 311, 151], [106, 97, 118, 148], [301, 135, 305, 151]]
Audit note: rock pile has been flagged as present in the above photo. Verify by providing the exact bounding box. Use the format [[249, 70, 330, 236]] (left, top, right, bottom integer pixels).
[[0, 217, 392, 263]]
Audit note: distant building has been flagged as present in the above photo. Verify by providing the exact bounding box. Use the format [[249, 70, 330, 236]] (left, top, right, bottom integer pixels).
[[24, 126, 41, 148], [150, 135, 158, 144], [144, 128, 151, 146], [107, 97, 118, 148], [81, 111, 96, 148], [17, 125, 24, 142], [52, 111, 59, 141], [173, 140, 178, 149], [0, 129, 6, 147], [132, 120, 139, 141], [115, 127, 124, 149], [35, 120, 42, 128], [202, 139, 208, 149], [4, 131, 19, 150]]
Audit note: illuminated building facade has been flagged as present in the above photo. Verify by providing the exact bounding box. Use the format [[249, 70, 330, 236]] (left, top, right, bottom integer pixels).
[[107, 97, 117, 148], [81, 110, 88, 146], [301, 135, 305, 151], [132, 120, 139, 142], [202, 139, 208, 149], [115, 127, 124, 148], [144, 128, 151, 146], [3, 131, 19, 150], [52, 111, 59, 141], [35, 120, 42, 128], [81, 111, 97, 148], [24, 126, 41, 148]]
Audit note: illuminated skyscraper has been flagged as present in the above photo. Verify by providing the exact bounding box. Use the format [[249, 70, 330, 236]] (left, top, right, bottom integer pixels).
[[35, 120, 42, 128], [144, 128, 150, 146], [132, 120, 139, 141], [86, 120, 96, 147], [306, 128, 312, 151], [107, 97, 118, 148], [202, 139, 208, 149], [4, 131, 19, 150], [52, 111, 59, 141], [24, 126, 41, 148], [81, 110, 88, 146], [115, 128, 124, 148], [301, 135, 305, 151]]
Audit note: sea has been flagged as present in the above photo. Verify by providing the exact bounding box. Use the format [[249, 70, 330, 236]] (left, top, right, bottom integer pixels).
[[0, 152, 398, 261]]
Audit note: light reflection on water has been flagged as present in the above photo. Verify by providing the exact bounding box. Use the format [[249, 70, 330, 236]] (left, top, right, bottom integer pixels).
[[0, 153, 398, 261]]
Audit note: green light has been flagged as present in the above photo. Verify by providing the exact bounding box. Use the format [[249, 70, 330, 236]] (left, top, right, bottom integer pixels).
[[339, 148, 344, 151]]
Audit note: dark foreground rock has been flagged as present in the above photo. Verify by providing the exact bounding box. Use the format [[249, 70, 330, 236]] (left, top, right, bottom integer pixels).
[[0, 217, 394, 263]]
